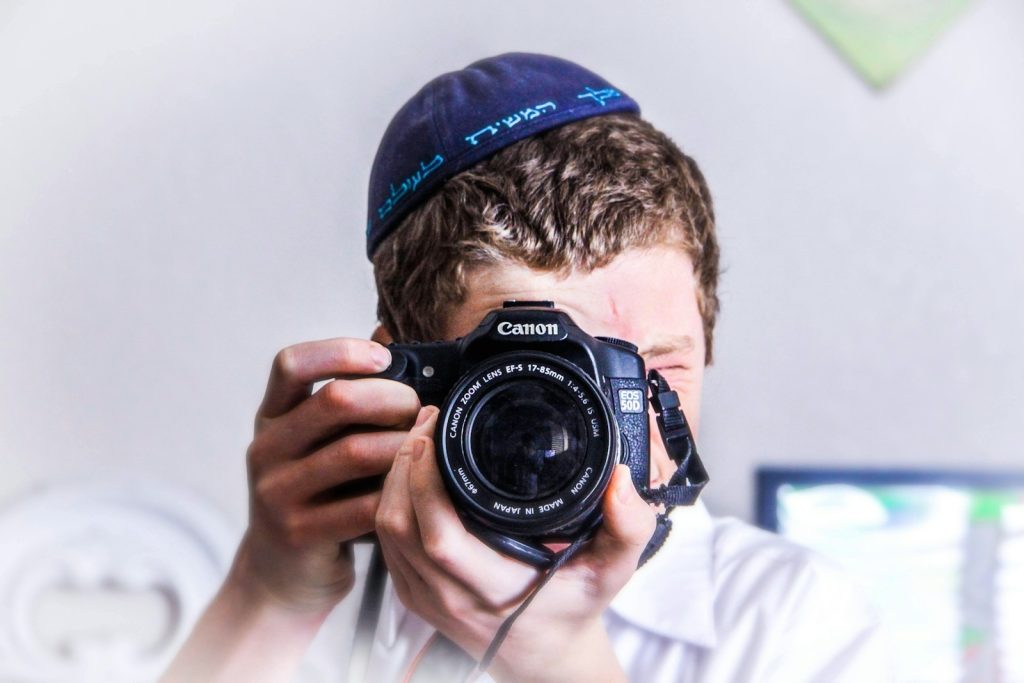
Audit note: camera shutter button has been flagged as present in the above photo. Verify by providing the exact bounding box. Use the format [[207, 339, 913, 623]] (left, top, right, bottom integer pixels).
[[596, 336, 638, 353]]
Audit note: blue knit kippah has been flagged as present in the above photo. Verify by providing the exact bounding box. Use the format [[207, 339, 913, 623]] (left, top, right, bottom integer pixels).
[[365, 52, 641, 259]]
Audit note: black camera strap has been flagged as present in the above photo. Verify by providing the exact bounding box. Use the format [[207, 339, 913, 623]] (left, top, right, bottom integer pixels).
[[637, 369, 710, 565], [347, 369, 708, 682]]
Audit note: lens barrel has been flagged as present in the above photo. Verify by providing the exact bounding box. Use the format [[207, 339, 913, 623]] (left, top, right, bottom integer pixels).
[[437, 352, 618, 538]]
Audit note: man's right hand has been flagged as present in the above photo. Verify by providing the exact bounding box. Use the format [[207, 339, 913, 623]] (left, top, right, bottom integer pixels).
[[231, 337, 421, 613]]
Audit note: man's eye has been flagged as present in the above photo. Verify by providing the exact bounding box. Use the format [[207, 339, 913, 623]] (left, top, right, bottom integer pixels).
[[652, 366, 693, 389]]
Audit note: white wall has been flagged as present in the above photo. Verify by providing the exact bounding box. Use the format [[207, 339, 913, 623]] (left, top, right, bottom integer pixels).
[[2, 0, 1022, 530]]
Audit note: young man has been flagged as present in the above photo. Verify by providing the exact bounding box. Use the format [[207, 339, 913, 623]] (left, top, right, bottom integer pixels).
[[163, 53, 887, 682]]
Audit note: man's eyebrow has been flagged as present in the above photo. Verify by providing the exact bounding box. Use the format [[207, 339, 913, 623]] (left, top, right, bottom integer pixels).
[[639, 335, 696, 359]]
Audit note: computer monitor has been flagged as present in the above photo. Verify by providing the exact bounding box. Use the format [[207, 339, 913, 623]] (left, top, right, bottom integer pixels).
[[757, 468, 1024, 683]]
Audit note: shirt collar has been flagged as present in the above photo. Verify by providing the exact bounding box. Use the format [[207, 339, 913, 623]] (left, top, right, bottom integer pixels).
[[378, 499, 718, 649], [607, 499, 718, 647]]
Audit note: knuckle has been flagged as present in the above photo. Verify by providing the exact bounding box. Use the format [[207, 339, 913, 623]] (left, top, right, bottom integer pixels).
[[253, 474, 275, 503], [254, 471, 287, 508], [245, 440, 267, 470], [383, 514, 407, 538], [319, 380, 352, 412], [272, 346, 301, 379], [336, 435, 370, 471], [422, 532, 455, 570], [376, 508, 407, 539], [281, 512, 311, 547]]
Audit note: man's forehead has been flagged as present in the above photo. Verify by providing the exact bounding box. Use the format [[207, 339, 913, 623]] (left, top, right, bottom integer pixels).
[[448, 249, 702, 350]]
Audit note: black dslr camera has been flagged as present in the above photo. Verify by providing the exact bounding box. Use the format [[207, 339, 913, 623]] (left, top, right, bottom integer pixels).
[[376, 300, 702, 567]]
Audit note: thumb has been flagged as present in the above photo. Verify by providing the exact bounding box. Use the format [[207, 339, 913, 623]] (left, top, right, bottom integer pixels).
[[584, 465, 658, 578]]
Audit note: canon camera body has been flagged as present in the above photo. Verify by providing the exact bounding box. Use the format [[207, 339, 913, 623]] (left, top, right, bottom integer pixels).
[[375, 300, 654, 566]]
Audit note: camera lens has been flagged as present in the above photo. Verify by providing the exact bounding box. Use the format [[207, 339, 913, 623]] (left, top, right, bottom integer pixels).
[[468, 379, 588, 500]]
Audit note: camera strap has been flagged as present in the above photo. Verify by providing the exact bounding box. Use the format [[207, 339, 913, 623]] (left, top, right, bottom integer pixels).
[[348, 370, 708, 682], [472, 370, 708, 672], [638, 369, 709, 565]]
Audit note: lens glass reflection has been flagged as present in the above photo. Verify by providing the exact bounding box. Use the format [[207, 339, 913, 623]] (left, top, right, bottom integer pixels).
[[469, 379, 588, 499]]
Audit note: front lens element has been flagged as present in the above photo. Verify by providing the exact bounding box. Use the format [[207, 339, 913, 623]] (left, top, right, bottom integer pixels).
[[468, 379, 588, 499]]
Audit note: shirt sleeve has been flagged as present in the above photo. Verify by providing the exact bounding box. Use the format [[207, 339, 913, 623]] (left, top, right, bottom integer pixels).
[[708, 519, 894, 683], [760, 550, 893, 683]]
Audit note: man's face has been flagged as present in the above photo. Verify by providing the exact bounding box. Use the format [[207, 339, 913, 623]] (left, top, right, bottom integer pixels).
[[443, 246, 706, 486]]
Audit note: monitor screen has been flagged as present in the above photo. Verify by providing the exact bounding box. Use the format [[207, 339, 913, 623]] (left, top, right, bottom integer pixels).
[[757, 468, 1024, 683]]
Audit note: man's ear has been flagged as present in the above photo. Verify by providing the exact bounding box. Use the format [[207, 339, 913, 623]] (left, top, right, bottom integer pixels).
[[371, 324, 394, 346]]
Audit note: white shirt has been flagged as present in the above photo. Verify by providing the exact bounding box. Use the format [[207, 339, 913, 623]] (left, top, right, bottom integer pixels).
[[362, 502, 891, 682]]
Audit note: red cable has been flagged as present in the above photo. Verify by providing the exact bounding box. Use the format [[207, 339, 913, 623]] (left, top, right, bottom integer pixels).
[[401, 631, 440, 683]]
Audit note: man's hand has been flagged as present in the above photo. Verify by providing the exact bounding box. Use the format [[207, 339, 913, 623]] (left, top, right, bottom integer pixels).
[[233, 337, 421, 612], [376, 406, 657, 683], [162, 337, 421, 683]]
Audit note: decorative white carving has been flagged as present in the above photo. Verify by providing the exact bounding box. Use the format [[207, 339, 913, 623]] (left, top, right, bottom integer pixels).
[[0, 478, 239, 682]]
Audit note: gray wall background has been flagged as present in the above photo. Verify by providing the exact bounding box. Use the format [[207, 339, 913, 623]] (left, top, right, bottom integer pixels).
[[2, 0, 1022, 528]]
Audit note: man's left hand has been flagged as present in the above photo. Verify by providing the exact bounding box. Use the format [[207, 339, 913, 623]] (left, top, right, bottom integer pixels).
[[375, 405, 657, 683]]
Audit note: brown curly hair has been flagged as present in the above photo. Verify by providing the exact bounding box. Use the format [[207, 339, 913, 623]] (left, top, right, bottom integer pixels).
[[371, 113, 721, 364]]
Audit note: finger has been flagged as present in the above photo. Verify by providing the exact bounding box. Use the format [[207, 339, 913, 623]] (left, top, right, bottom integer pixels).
[[572, 464, 657, 593], [282, 489, 382, 546], [259, 338, 393, 419], [262, 429, 410, 504], [378, 533, 425, 613], [377, 416, 479, 591], [375, 430, 446, 615], [406, 409, 537, 604], [375, 434, 419, 547], [255, 379, 420, 464]]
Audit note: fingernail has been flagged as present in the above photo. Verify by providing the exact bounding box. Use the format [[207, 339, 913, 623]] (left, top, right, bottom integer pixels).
[[396, 438, 414, 458], [371, 345, 392, 371], [411, 438, 426, 461], [616, 467, 635, 504]]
